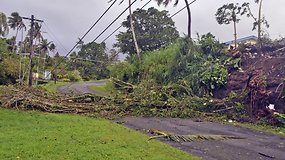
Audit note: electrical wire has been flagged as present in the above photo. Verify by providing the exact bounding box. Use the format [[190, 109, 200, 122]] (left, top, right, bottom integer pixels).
[[43, 22, 69, 54], [91, 0, 138, 43], [102, 0, 151, 43], [48, 0, 118, 76], [170, 0, 197, 18]]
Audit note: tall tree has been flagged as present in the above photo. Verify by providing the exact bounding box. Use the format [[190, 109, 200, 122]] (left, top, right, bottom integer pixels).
[[0, 12, 8, 37], [33, 22, 43, 43], [129, 0, 141, 59], [215, 3, 249, 48], [155, 0, 192, 39], [39, 39, 52, 54], [115, 7, 179, 56], [110, 0, 141, 59], [77, 42, 109, 80], [38, 39, 53, 74], [8, 12, 26, 53], [256, 0, 263, 44]]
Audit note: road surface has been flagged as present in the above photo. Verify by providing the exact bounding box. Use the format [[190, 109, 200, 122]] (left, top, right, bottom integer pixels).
[[58, 81, 107, 96], [120, 117, 285, 160], [58, 81, 285, 159]]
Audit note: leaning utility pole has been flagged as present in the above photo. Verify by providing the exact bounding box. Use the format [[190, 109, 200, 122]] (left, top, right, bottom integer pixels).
[[22, 15, 43, 87]]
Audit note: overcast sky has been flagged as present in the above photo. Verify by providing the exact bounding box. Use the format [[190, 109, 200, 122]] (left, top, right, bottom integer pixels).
[[1, 0, 285, 55]]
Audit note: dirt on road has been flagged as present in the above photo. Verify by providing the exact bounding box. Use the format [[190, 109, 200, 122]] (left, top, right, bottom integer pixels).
[[120, 117, 285, 160]]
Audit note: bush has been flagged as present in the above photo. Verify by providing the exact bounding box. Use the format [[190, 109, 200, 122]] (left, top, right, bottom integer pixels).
[[108, 61, 136, 82], [67, 70, 82, 82]]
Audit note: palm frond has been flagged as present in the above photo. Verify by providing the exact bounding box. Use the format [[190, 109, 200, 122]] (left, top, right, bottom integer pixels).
[[148, 129, 244, 142]]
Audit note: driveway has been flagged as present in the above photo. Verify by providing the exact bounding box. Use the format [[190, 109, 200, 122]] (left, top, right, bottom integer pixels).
[[120, 117, 285, 160], [58, 80, 107, 96]]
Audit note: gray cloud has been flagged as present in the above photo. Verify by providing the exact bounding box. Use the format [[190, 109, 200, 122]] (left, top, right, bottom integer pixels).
[[1, 0, 284, 55]]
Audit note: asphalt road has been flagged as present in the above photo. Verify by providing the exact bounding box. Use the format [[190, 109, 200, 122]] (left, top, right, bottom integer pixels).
[[58, 81, 285, 159], [58, 81, 107, 96], [120, 117, 285, 160]]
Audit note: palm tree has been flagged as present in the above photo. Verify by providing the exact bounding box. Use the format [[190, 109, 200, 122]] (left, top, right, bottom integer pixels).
[[155, 0, 192, 39], [8, 12, 26, 53], [33, 22, 43, 43], [0, 12, 9, 37], [38, 39, 53, 78]]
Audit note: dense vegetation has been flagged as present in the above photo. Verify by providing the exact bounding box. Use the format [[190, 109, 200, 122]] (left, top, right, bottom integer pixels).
[[0, 1, 284, 126]]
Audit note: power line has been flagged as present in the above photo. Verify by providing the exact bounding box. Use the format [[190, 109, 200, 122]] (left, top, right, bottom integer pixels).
[[91, 0, 138, 43], [43, 22, 69, 54], [102, 0, 151, 43], [48, 0, 118, 78], [102, 0, 197, 43], [170, 0, 197, 18]]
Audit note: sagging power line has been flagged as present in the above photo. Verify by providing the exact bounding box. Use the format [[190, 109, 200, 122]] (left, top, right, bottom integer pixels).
[[102, 0, 197, 43], [48, 0, 119, 82], [102, 0, 151, 43]]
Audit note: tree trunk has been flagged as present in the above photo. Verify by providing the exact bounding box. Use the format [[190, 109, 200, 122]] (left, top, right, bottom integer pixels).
[[128, 0, 141, 60], [12, 29, 19, 53], [184, 0, 191, 39], [257, 0, 263, 48], [233, 20, 237, 48]]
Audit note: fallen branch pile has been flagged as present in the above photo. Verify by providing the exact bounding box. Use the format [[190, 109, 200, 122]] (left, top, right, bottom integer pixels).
[[0, 86, 125, 117]]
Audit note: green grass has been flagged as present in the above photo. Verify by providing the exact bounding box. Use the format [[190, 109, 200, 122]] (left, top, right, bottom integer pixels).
[[89, 85, 109, 96], [0, 108, 199, 160], [39, 81, 70, 93]]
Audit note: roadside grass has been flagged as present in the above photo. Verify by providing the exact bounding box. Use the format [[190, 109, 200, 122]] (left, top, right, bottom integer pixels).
[[39, 81, 70, 93], [0, 108, 199, 160], [89, 85, 109, 96]]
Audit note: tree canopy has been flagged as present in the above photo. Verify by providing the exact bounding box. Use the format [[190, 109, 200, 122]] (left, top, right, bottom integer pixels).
[[0, 12, 8, 37], [114, 7, 179, 56], [71, 42, 109, 80]]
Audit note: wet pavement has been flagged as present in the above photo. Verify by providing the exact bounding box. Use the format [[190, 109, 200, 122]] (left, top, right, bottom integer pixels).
[[120, 117, 285, 160]]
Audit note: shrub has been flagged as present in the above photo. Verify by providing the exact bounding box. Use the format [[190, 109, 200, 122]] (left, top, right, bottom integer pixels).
[[67, 70, 82, 82]]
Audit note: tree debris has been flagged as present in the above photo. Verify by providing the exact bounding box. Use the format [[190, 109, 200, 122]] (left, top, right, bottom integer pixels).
[[148, 129, 244, 143]]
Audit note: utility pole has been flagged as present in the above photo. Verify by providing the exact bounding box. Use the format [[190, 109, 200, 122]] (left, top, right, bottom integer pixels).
[[22, 15, 43, 87]]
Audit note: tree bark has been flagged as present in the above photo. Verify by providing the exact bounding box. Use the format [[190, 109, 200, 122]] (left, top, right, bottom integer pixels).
[[12, 29, 19, 53], [184, 0, 191, 39], [234, 20, 237, 48], [129, 0, 141, 60], [257, 0, 263, 48]]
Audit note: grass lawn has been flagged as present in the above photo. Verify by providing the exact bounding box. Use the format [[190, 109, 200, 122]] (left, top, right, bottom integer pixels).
[[0, 109, 199, 160], [39, 81, 70, 93], [89, 85, 109, 96]]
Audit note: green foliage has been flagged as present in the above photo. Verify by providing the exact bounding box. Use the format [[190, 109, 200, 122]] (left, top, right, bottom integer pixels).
[[198, 33, 225, 58], [0, 12, 9, 37], [108, 61, 136, 82], [0, 39, 19, 84], [215, 3, 250, 25], [73, 42, 109, 80], [200, 59, 228, 92], [115, 7, 179, 56], [141, 43, 179, 84], [110, 34, 241, 96], [67, 70, 82, 82]]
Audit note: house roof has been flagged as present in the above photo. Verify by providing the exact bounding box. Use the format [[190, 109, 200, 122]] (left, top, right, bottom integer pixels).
[[224, 35, 257, 45]]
